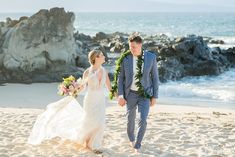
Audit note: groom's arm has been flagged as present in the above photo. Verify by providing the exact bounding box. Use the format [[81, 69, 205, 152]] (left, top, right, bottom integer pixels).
[[117, 59, 125, 97], [151, 54, 159, 99], [117, 60, 126, 106]]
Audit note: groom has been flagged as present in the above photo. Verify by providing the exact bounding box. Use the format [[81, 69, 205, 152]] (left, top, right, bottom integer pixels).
[[117, 33, 159, 153]]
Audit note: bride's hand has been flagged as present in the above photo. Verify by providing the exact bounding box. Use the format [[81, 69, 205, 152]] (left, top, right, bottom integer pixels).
[[118, 97, 126, 107]]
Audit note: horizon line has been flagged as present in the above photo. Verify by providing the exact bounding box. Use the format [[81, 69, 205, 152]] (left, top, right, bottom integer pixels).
[[0, 11, 235, 13]]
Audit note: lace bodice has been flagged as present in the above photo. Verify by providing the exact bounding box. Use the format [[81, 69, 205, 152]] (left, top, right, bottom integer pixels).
[[87, 67, 106, 90]]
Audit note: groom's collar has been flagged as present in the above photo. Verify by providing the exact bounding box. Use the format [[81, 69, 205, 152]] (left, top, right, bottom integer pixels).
[[129, 49, 145, 58]]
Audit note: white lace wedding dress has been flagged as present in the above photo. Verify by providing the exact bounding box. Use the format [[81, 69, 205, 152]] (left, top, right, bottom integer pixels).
[[28, 67, 107, 150]]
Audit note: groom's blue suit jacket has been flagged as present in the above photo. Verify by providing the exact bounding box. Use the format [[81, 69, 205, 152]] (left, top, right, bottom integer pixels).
[[118, 51, 159, 99]]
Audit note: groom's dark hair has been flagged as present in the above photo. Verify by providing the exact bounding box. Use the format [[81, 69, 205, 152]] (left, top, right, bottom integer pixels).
[[128, 32, 142, 43]]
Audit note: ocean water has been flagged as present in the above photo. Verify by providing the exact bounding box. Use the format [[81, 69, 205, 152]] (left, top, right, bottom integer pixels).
[[75, 12, 235, 49], [1, 12, 235, 48], [74, 12, 235, 37], [0, 12, 235, 109], [159, 69, 235, 109]]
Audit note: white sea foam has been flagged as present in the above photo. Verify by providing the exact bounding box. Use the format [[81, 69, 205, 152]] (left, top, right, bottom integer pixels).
[[159, 69, 235, 108]]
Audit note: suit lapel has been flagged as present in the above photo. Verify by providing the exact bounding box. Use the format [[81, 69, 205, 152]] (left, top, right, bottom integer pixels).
[[143, 51, 147, 74], [127, 52, 147, 83], [140, 51, 147, 84], [127, 54, 133, 77], [127, 54, 133, 86]]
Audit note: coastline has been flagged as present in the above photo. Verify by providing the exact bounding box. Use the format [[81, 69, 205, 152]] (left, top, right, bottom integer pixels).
[[0, 82, 235, 156], [1, 82, 234, 110]]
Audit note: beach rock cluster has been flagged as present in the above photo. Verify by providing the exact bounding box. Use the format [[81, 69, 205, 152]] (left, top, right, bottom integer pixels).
[[75, 33, 235, 82], [0, 8, 235, 84], [0, 8, 86, 83]]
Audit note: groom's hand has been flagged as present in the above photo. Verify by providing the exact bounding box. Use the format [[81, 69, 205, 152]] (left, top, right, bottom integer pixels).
[[118, 96, 126, 107], [150, 98, 157, 107]]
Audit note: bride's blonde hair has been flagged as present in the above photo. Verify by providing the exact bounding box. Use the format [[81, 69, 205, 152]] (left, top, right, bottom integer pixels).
[[88, 49, 102, 65]]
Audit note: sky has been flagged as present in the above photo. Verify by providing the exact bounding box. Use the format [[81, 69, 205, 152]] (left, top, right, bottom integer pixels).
[[0, 0, 235, 12]]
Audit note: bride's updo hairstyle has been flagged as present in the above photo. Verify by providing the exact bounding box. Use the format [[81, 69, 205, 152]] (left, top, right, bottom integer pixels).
[[88, 49, 102, 65]]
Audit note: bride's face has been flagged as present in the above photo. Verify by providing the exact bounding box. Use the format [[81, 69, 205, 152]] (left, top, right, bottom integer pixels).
[[95, 53, 105, 65]]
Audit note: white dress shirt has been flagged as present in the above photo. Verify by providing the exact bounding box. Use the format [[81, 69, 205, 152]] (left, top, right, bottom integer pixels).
[[130, 56, 138, 91]]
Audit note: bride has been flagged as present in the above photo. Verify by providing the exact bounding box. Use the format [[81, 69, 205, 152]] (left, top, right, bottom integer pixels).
[[27, 49, 111, 153]]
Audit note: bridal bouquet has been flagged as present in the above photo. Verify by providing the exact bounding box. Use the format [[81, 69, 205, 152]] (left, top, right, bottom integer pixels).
[[58, 75, 83, 97]]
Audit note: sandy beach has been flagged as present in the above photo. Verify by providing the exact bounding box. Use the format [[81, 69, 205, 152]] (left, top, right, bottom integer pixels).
[[1, 105, 235, 157], [0, 83, 235, 156]]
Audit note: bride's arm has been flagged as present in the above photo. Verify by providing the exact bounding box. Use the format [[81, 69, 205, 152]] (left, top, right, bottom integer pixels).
[[82, 69, 89, 82], [76, 69, 89, 92]]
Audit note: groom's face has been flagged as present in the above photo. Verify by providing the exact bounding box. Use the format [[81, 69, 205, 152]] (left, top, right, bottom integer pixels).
[[129, 41, 142, 56]]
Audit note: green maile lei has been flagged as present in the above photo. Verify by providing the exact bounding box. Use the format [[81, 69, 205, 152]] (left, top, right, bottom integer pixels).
[[109, 50, 151, 99]]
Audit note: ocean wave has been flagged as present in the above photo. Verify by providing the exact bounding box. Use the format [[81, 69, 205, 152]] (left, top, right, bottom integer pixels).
[[160, 69, 235, 103], [208, 36, 235, 49]]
